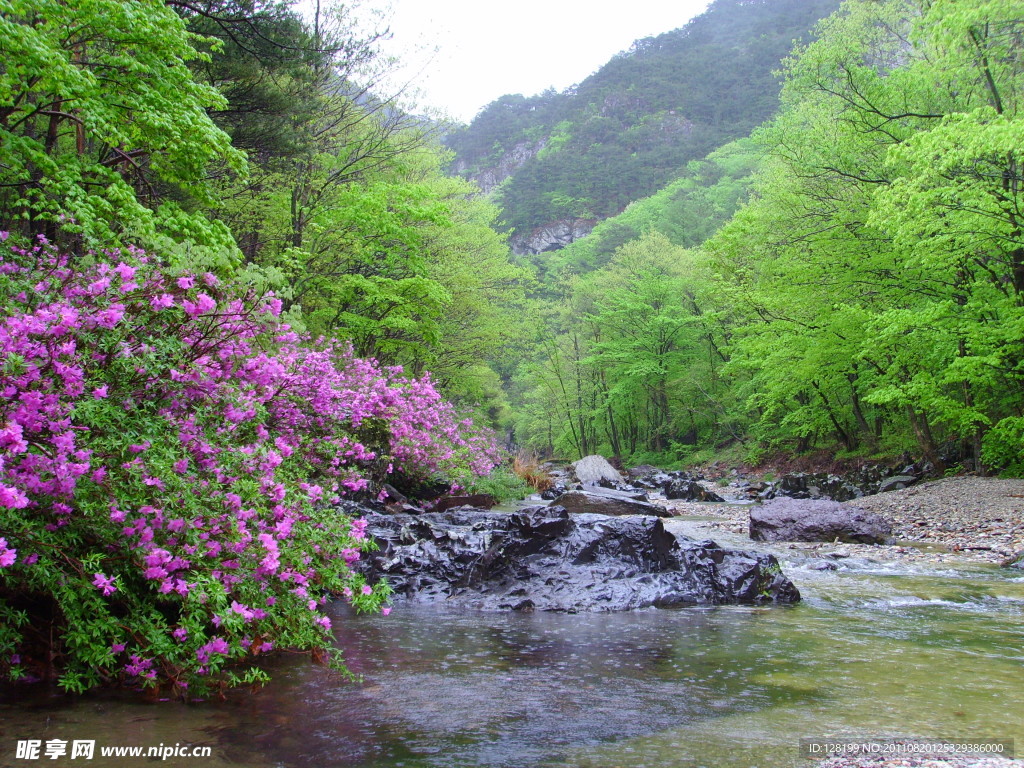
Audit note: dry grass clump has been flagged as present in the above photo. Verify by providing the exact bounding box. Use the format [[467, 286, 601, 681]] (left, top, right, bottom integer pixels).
[[512, 451, 553, 491]]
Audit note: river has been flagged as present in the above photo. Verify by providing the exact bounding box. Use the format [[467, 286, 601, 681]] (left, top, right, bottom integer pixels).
[[2, 514, 1022, 768]]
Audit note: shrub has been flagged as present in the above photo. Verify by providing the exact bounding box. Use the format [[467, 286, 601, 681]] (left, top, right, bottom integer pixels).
[[0, 235, 498, 696], [511, 452, 553, 491]]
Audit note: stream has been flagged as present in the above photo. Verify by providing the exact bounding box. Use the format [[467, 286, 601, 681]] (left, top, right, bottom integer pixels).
[[2, 511, 1022, 768]]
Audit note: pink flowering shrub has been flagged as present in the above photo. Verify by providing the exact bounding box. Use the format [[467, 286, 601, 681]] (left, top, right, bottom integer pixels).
[[0, 236, 499, 696]]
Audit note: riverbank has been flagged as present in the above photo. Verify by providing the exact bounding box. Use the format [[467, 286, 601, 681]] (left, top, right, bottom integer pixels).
[[658, 475, 1024, 566]]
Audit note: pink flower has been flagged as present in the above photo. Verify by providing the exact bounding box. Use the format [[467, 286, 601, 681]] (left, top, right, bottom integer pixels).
[[0, 484, 28, 510], [176, 275, 195, 290], [0, 538, 16, 568], [93, 385, 108, 399], [361, 585, 372, 596], [381, 607, 391, 616], [182, 293, 216, 318], [92, 573, 117, 596], [95, 305, 124, 328], [150, 293, 174, 310], [196, 637, 229, 664]]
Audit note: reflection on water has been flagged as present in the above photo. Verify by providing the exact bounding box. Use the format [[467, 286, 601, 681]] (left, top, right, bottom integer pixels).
[[2, 528, 1022, 768]]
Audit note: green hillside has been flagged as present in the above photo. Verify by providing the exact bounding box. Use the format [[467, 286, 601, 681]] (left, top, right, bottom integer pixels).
[[545, 137, 760, 276], [445, 0, 840, 249]]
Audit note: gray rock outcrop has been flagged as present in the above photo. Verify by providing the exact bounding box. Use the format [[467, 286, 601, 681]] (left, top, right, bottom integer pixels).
[[358, 507, 801, 611], [511, 218, 596, 255], [878, 474, 919, 493]]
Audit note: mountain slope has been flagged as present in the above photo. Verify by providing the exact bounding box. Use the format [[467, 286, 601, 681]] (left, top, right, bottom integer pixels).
[[445, 0, 841, 255]]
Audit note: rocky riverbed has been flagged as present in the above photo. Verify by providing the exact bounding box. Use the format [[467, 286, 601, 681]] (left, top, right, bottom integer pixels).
[[661, 475, 1024, 567]]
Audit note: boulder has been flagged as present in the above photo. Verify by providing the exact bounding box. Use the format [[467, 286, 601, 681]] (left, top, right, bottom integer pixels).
[[807, 560, 839, 571], [630, 470, 674, 491], [749, 498, 892, 544], [664, 478, 725, 503], [626, 464, 660, 479], [553, 488, 670, 517], [878, 474, 919, 493], [358, 507, 800, 611], [572, 455, 623, 487]]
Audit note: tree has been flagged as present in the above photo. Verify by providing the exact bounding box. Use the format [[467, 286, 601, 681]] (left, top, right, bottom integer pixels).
[[0, 0, 243, 254], [702, 0, 1024, 471]]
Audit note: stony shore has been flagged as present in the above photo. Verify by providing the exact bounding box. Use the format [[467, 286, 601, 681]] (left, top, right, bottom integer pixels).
[[659, 475, 1024, 567]]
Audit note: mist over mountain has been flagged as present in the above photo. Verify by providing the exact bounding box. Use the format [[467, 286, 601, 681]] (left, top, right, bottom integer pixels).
[[444, 0, 840, 256]]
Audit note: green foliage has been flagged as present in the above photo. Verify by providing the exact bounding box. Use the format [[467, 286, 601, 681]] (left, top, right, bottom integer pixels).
[[0, 0, 243, 253], [513, 233, 741, 462], [464, 466, 530, 504], [698, 0, 1024, 472]]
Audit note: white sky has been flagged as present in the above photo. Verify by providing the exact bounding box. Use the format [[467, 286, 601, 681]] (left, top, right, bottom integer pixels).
[[348, 0, 713, 123]]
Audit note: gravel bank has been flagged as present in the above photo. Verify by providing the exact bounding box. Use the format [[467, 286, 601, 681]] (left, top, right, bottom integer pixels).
[[658, 476, 1024, 566], [846, 476, 1024, 562]]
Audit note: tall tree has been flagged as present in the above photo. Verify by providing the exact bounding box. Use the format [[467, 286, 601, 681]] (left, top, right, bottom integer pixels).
[[0, 0, 243, 254]]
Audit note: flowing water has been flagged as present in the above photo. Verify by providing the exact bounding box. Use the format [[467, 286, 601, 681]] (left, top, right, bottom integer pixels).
[[2, 515, 1022, 768]]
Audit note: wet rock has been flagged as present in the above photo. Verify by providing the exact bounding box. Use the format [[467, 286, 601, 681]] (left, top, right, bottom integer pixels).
[[878, 474, 919, 493], [572, 455, 624, 487], [358, 507, 800, 611], [540, 484, 567, 501], [381, 484, 408, 506], [664, 478, 725, 503], [333, 498, 386, 515], [433, 494, 498, 513], [626, 464, 660, 479], [553, 488, 669, 517], [630, 469, 675, 491], [775, 472, 861, 501], [749, 498, 893, 544], [768, 467, 900, 502], [1002, 551, 1024, 570], [807, 560, 839, 571]]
